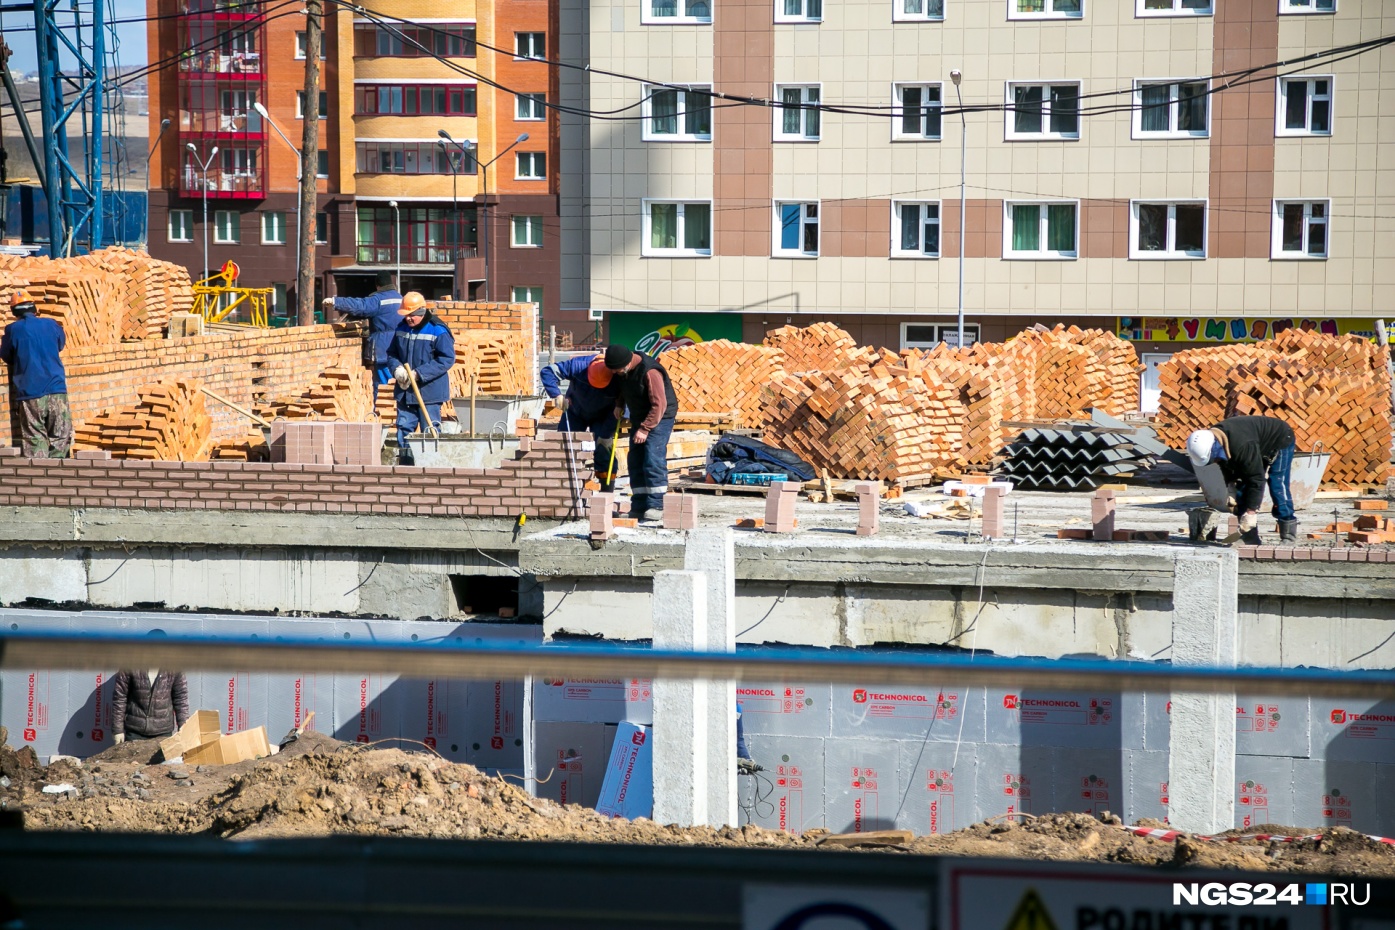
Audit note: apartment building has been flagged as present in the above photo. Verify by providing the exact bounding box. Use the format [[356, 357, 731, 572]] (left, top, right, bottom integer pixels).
[[560, 0, 1395, 382], [149, 0, 561, 320]]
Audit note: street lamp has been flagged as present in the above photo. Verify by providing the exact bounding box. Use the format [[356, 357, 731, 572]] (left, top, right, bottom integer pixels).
[[253, 101, 303, 294], [950, 69, 967, 350], [146, 118, 171, 166], [441, 130, 528, 301], [186, 142, 218, 281], [389, 199, 400, 290]]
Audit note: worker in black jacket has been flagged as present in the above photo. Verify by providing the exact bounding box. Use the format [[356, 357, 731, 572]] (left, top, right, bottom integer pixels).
[[606, 345, 677, 521], [1186, 415, 1297, 545]]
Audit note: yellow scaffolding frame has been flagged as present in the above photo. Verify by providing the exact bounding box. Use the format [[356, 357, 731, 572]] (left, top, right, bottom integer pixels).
[[192, 260, 273, 328]]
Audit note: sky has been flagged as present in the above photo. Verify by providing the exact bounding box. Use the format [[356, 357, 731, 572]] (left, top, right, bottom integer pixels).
[[2, 0, 149, 75]]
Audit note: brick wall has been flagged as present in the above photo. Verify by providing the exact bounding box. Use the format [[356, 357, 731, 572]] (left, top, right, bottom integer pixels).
[[0, 326, 364, 446], [0, 433, 590, 520]]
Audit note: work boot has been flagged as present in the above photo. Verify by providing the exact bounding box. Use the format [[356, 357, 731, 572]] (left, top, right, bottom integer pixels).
[[637, 508, 663, 523], [1278, 518, 1299, 543], [1240, 527, 1262, 546]]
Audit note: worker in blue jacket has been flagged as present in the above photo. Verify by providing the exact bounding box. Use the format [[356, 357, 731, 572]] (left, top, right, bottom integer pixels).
[[323, 271, 402, 385], [385, 292, 456, 465], [540, 354, 621, 489], [1, 290, 72, 458]]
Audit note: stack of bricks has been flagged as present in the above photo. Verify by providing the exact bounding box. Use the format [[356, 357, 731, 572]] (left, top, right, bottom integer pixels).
[[981, 486, 1007, 539], [1092, 488, 1116, 542], [257, 366, 376, 423], [1350, 510, 1395, 545], [71, 380, 214, 461], [210, 430, 270, 462], [0, 430, 591, 519], [855, 483, 879, 537], [662, 493, 698, 530], [660, 339, 788, 428], [516, 418, 537, 439], [763, 480, 800, 533], [428, 299, 538, 394], [590, 491, 616, 541], [450, 331, 532, 396], [762, 321, 878, 374], [375, 383, 397, 426], [70, 247, 194, 340], [1156, 328, 1392, 486]]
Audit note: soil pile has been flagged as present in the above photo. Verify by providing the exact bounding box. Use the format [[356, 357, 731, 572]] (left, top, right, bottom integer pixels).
[[3, 734, 1392, 876]]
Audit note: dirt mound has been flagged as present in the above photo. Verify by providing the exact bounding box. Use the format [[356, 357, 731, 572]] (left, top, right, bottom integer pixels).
[[3, 740, 1393, 875]]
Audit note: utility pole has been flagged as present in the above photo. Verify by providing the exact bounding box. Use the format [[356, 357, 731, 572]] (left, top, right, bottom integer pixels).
[[297, 0, 323, 326]]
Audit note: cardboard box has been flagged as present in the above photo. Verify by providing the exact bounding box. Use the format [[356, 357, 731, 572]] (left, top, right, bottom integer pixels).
[[159, 710, 221, 761], [184, 726, 272, 766]]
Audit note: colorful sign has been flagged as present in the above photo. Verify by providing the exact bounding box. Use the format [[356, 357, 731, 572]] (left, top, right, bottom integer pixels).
[[1118, 316, 1394, 344], [605, 312, 745, 355]]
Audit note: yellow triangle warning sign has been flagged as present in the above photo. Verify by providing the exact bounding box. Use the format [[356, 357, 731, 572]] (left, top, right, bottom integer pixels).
[[1004, 889, 1059, 930]]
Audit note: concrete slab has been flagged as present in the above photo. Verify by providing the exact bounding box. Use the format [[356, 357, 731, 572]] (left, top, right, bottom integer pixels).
[[0, 549, 86, 605]]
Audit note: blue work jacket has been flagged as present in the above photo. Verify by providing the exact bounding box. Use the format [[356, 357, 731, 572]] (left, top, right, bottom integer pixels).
[[0, 311, 68, 400], [333, 289, 402, 366], [386, 312, 456, 406]]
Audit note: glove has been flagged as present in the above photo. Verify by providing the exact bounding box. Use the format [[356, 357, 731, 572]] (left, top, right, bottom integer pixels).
[[112, 733, 125, 745], [394, 366, 410, 388], [1238, 511, 1258, 533], [555, 397, 571, 412], [321, 297, 335, 307]]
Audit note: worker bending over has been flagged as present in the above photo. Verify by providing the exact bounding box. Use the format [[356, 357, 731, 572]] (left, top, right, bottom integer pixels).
[[111, 668, 190, 744], [1187, 414, 1297, 545], [540, 354, 622, 490], [323, 271, 402, 385], [1, 290, 71, 458], [606, 345, 677, 521], [386, 292, 455, 466]]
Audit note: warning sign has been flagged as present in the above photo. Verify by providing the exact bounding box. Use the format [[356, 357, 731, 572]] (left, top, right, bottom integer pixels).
[[942, 860, 1328, 930], [1005, 889, 1059, 930]]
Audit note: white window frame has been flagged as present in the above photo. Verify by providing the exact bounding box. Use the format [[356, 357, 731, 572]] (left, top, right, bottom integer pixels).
[[891, 200, 941, 258], [1004, 81, 1081, 141], [168, 209, 193, 243], [1135, 0, 1212, 16], [642, 200, 713, 257], [1003, 200, 1079, 260], [901, 322, 980, 349], [1129, 200, 1208, 260], [1276, 75, 1333, 137], [641, 85, 713, 142], [773, 84, 822, 142], [516, 93, 546, 121], [516, 151, 546, 180], [213, 210, 240, 245], [1272, 200, 1329, 260], [294, 31, 325, 60], [1008, 0, 1083, 20], [892, 83, 943, 141], [775, 0, 822, 23], [1131, 79, 1210, 139], [295, 90, 328, 120], [514, 32, 546, 59], [1279, 0, 1333, 12], [892, 0, 944, 22], [641, 0, 712, 25], [512, 286, 543, 310], [261, 211, 286, 245], [511, 214, 544, 248], [773, 200, 820, 258]]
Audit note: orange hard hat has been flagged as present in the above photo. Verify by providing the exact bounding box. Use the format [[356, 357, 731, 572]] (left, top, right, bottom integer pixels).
[[587, 357, 613, 389], [9, 289, 34, 307], [398, 291, 427, 316]]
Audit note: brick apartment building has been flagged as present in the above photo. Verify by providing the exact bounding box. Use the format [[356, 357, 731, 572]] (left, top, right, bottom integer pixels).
[[147, 0, 562, 324], [559, 0, 1395, 404]]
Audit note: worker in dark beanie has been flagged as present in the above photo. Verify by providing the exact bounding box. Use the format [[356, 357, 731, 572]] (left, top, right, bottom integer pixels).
[[606, 344, 677, 521]]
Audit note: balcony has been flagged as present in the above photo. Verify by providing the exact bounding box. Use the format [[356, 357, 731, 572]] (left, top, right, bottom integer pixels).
[[177, 13, 267, 200], [180, 160, 265, 200], [356, 245, 478, 267]]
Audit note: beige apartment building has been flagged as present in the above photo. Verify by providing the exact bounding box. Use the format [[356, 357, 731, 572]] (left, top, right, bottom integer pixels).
[[560, 0, 1394, 388]]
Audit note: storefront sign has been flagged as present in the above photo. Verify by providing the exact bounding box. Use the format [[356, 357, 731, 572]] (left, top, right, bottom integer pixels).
[[605, 312, 745, 355], [1118, 316, 1392, 344]]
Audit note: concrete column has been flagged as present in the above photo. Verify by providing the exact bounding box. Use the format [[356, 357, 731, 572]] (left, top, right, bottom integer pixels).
[[1168, 549, 1239, 834], [652, 569, 708, 827], [684, 528, 737, 827]]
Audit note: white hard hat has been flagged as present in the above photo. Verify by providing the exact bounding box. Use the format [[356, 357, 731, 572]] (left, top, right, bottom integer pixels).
[[1186, 429, 1218, 467]]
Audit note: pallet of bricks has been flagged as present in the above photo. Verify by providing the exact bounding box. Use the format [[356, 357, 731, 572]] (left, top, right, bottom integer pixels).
[[72, 380, 214, 460], [1154, 328, 1392, 487]]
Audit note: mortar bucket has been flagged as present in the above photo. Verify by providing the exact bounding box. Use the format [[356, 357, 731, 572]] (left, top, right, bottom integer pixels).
[[1193, 451, 1330, 513]]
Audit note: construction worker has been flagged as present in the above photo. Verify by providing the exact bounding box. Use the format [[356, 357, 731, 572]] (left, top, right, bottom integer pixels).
[[1186, 415, 1298, 545], [386, 292, 455, 466], [111, 667, 190, 745], [323, 271, 402, 385], [1, 290, 72, 458], [605, 345, 677, 521], [540, 354, 621, 490]]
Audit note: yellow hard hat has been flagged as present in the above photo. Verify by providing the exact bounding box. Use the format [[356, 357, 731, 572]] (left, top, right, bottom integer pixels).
[[398, 291, 427, 316]]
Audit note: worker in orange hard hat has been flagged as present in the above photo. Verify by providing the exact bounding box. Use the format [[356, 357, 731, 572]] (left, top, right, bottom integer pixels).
[[2, 289, 72, 458], [540, 353, 621, 491], [385, 292, 455, 465]]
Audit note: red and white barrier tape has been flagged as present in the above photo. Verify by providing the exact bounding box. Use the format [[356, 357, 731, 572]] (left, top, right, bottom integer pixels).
[[1123, 826, 1395, 846]]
